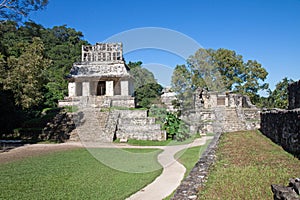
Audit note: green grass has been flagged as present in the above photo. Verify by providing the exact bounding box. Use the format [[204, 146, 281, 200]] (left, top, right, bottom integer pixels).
[[175, 139, 212, 177], [64, 105, 78, 113], [0, 148, 162, 200], [198, 130, 300, 199]]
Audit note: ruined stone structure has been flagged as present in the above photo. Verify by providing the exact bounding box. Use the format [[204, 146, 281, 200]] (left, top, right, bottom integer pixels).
[[181, 89, 261, 134], [161, 87, 177, 112], [59, 43, 135, 108], [56, 43, 165, 142], [261, 80, 300, 157]]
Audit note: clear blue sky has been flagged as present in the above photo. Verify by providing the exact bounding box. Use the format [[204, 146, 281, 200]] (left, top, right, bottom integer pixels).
[[31, 0, 300, 91]]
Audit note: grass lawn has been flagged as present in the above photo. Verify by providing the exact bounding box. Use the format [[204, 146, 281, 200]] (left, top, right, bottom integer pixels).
[[175, 139, 212, 177], [0, 148, 162, 200], [199, 130, 300, 199]]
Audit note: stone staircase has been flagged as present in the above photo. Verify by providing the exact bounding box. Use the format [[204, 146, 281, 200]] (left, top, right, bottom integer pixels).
[[212, 107, 226, 133], [212, 107, 246, 133], [68, 96, 166, 142], [71, 107, 113, 142]]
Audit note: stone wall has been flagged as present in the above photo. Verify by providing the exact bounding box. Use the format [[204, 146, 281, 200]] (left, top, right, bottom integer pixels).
[[41, 111, 80, 142], [172, 132, 222, 200], [58, 95, 135, 108], [114, 110, 166, 141], [288, 80, 300, 110], [182, 102, 260, 135], [260, 79, 300, 157], [260, 109, 300, 157]]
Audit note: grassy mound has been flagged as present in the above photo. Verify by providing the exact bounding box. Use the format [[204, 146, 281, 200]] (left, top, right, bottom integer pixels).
[[199, 130, 300, 199]]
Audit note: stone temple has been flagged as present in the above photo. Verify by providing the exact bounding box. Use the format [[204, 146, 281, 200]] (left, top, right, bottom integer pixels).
[[57, 43, 166, 142], [59, 43, 135, 108]]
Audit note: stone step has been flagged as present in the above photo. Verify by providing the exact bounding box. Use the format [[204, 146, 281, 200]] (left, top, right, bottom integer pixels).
[[117, 124, 161, 131], [117, 129, 165, 141], [117, 110, 148, 118], [118, 118, 156, 125]]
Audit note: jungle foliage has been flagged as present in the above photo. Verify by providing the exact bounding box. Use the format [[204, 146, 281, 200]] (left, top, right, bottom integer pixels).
[[0, 20, 88, 135]]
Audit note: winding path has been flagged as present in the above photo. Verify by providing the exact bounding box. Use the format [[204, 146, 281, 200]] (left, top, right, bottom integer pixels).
[[126, 136, 212, 200]]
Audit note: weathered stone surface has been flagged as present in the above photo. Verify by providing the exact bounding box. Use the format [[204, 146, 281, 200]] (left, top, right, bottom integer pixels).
[[260, 109, 300, 157], [268, 80, 300, 157], [288, 80, 300, 110], [181, 90, 261, 134], [41, 110, 80, 142], [114, 110, 166, 141], [289, 178, 300, 195], [161, 87, 177, 112], [271, 184, 300, 200]]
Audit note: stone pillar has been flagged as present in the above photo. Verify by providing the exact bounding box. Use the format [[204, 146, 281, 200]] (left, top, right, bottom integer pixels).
[[106, 81, 114, 96], [89, 81, 97, 96], [129, 80, 134, 96], [121, 80, 129, 96], [225, 95, 229, 107], [82, 82, 90, 96], [75, 82, 82, 96], [68, 82, 76, 97], [114, 80, 121, 95]]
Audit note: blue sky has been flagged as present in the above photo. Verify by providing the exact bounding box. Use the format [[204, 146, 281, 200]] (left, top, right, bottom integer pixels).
[[31, 0, 300, 91]]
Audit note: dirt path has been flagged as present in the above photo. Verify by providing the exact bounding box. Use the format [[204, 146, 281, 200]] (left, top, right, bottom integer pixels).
[[0, 142, 83, 164]]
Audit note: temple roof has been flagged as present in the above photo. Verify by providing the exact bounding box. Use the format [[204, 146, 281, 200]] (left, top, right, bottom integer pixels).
[[68, 43, 131, 79]]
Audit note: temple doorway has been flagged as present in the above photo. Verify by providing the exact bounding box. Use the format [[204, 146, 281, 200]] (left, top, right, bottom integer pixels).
[[97, 81, 106, 96]]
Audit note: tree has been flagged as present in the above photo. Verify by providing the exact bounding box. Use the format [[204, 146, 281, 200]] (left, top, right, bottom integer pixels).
[[268, 77, 294, 109], [42, 25, 87, 107], [128, 61, 157, 88], [171, 64, 194, 110], [207, 48, 244, 91], [1, 37, 50, 109], [0, 22, 88, 107], [187, 48, 224, 91], [172, 48, 269, 105], [127, 61, 162, 108], [134, 82, 163, 108], [235, 59, 269, 102], [0, 0, 48, 21]]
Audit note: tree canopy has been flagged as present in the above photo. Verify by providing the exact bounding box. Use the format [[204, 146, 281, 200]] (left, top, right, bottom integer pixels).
[[128, 61, 157, 88], [128, 61, 162, 108], [0, 21, 88, 109], [134, 82, 163, 108], [172, 48, 269, 105], [1, 37, 50, 108], [0, 0, 48, 21], [0, 20, 88, 135], [258, 77, 294, 109]]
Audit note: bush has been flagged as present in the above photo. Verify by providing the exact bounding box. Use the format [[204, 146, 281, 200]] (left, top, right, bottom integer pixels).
[[149, 105, 190, 141], [163, 112, 190, 141]]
